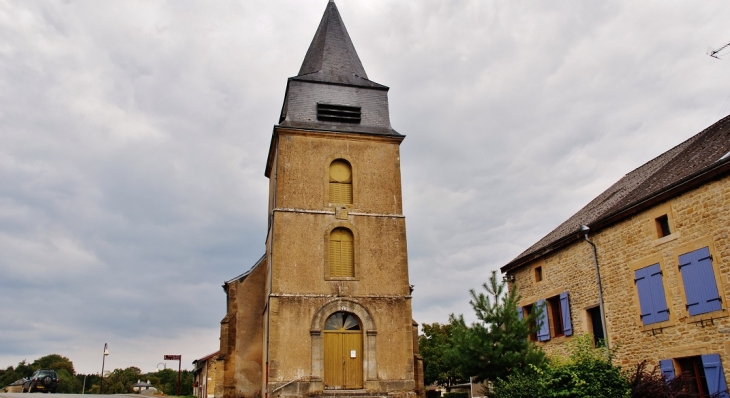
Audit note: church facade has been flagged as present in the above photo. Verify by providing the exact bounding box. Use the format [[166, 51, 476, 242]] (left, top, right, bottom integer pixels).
[[216, 3, 423, 398]]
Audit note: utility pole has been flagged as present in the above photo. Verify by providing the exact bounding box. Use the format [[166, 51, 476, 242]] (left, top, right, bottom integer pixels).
[[100, 343, 109, 394]]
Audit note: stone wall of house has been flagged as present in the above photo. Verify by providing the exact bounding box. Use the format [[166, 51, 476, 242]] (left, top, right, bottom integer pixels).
[[205, 358, 220, 398], [511, 174, 730, 379]]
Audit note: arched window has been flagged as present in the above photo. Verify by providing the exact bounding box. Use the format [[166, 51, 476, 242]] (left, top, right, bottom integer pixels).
[[325, 312, 361, 331], [329, 159, 352, 204], [329, 228, 354, 277]]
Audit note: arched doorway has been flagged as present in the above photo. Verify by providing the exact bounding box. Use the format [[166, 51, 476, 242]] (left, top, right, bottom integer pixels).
[[324, 312, 363, 389]]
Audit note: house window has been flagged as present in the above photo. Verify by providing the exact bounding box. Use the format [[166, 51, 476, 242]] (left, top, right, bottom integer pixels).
[[534, 266, 543, 282], [655, 215, 671, 237], [547, 296, 564, 337], [328, 228, 354, 277], [677, 357, 711, 397], [586, 306, 604, 347], [661, 354, 729, 398], [633, 263, 670, 325], [535, 292, 573, 342], [522, 304, 537, 341], [329, 159, 353, 204], [678, 247, 722, 316]]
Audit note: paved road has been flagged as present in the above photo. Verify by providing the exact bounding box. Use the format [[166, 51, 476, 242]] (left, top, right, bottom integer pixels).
[[0, 394, 144, 398]]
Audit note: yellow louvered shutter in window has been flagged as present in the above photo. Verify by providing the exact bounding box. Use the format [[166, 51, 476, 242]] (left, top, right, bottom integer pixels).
[[329, 160, 352, 204], [329, 240, 341, 276], [329, 183, 352, 204], [329, 228, 354, 277]]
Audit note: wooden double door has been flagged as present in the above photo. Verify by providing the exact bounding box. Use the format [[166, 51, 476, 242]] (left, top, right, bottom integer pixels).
[[323, 312, 363, 389]]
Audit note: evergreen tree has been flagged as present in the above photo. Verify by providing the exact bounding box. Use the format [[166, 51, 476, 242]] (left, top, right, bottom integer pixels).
[[448, 270, 545, 383]]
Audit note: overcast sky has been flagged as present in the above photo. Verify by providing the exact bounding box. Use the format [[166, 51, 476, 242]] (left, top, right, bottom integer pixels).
[[1, 0, 729, 375]]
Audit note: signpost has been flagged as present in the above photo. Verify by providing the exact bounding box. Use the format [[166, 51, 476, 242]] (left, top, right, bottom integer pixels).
[[164, 355, 182, 396]]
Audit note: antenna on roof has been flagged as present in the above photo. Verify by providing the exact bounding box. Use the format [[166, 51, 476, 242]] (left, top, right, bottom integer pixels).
[[708, 41, 730, 59]]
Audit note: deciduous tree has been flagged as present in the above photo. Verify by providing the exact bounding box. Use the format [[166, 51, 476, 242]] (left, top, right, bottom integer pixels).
[[419, 322, 465, 386]]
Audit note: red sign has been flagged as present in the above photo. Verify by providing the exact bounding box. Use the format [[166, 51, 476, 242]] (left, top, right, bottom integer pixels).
[[164, 355, 181, 360]]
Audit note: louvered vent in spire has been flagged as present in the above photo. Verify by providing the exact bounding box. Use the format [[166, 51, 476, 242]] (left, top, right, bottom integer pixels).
[[317, 103, 361, 124]]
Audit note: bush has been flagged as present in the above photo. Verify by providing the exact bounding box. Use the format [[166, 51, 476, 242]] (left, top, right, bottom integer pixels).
[[492, 334, 629, 398], [626, 360, 712, 398]]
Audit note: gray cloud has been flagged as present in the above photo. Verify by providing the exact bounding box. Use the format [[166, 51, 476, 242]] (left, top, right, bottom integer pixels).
[[1, 0, 729, 373]]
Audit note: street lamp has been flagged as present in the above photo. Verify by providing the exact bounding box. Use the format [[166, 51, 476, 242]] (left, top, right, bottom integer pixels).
[[100, 343, 109, 394], [157, 363, 166, 372]]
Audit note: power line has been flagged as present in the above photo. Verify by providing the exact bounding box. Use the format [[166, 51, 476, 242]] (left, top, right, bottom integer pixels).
[[708, 41, 730, 59]]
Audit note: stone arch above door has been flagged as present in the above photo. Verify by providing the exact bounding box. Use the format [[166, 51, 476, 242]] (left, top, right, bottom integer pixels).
[[311, 299, 377, 383]]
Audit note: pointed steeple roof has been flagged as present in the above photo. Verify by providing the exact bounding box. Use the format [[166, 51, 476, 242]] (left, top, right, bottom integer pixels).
[[294, 1, 385, 88]]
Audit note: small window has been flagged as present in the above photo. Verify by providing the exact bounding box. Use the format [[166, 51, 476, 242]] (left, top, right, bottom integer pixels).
[[656, 215, 671, 237], [329, 159, 353, 204], [534, 266, 543, 282], [328, 228, 354, 277]]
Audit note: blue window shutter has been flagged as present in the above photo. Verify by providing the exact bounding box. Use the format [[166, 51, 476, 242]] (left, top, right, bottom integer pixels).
[[647, 264, 670, 323], [560, 292, 572, 336], [636, 263, 670, 325], [517, 306, 523, 321], [678, 247, 722, 316], [659, 359, 675, 381], [536, 299, 550, 342], [635, 266, 655, 324], [701, 354, 729, 398]]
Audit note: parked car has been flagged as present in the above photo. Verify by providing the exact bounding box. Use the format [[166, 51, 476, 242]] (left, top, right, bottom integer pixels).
[[22, 370, 59, 393]]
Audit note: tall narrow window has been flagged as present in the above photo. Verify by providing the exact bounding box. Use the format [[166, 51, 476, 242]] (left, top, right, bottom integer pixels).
[[587, 307, 605, 347], [522, 304, 537, 341], [547, 296, 564, 337], [329, 228, 354, 277], [329, 160, 353, 204]]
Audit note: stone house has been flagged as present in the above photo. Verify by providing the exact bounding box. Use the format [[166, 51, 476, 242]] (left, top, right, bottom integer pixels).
[[193, 351, 219, 398], [216, 2, 423, 398], [501, 115, 730, 397]]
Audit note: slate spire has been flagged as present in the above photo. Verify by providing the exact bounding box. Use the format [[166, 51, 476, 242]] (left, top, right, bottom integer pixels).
[[295, 1, 377, 87], [273, 0, 398, 145]]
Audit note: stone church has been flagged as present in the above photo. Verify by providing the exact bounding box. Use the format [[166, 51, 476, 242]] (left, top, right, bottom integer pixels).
[[216, 2, 423, 398]]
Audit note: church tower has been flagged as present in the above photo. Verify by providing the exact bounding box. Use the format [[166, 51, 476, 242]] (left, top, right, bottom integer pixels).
[[218, 2, 422, 398]]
